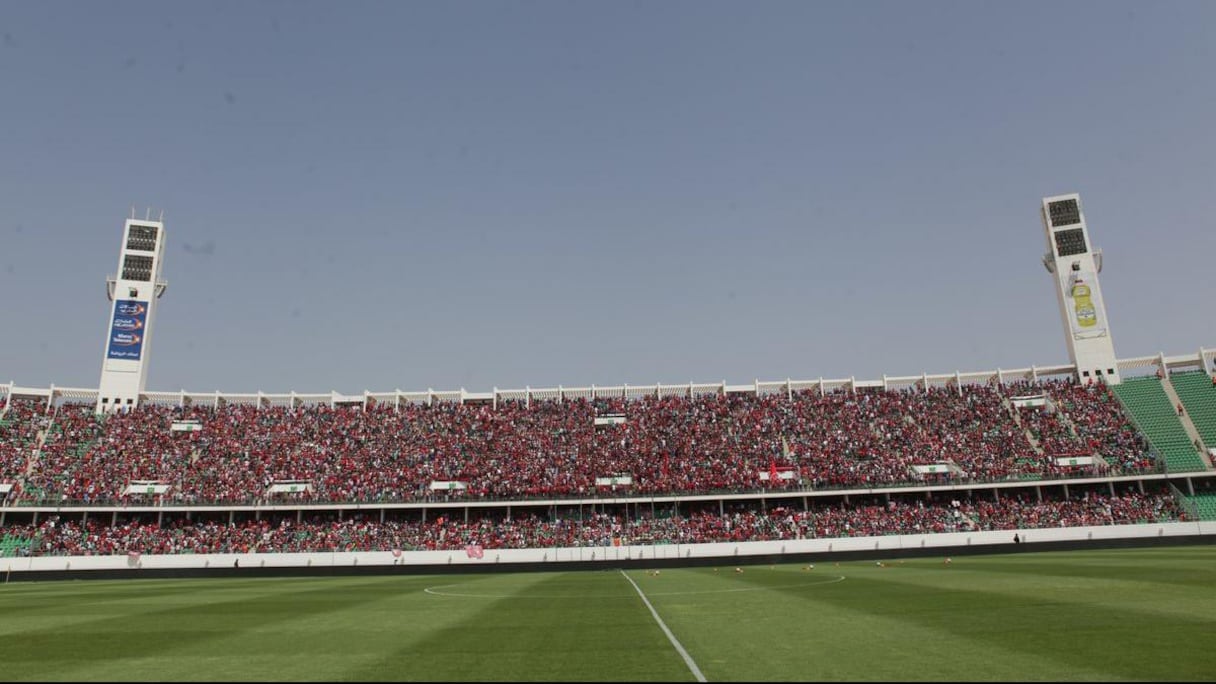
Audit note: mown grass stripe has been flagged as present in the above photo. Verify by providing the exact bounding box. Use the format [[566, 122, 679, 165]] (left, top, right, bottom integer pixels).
[[2, 577, 427, 681], [620, 569, 707, 682], [716, 559, 1215, 681], [358, 571, 693, 682], [0, 548, 1212, 681]]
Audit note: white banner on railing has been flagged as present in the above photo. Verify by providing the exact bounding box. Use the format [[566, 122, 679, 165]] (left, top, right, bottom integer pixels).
[[595, 475, 633, 486], [170, 420, 203, 432], [123, 482, 170, 495], [268, 482, 313, 494], [912, 464, 952, 474], [1055, 456, 1095, 467], [1011, 395, 1048, 408], [429, 481, 467, 491], [758, 471, 796, 481], [594, 415, 627, 426]]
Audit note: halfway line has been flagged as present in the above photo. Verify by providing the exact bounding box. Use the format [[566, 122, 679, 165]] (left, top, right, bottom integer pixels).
[[619, 570, 708, 683]]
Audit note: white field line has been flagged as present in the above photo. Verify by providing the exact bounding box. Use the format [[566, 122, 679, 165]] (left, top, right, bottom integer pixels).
[[619, 569, 708, 683], [421, 575, 846, 599]]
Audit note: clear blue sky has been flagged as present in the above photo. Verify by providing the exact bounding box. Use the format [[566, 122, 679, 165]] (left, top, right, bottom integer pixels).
[[1, 1, 1214, 395]]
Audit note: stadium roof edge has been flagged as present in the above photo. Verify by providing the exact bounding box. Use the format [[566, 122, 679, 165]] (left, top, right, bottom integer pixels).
[[8, 346, 1213, 408]]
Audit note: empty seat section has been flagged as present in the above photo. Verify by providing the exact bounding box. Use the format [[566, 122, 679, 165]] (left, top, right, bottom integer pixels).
[[1170, 371, 1216, 449], [1111, 378, 1206, 472]]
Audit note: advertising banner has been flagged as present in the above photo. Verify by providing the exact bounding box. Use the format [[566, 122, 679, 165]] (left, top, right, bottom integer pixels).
[[757, 470, 796, 481], [269, 482, 313, 494], [912, 464, 952, 474], [1060, 271, 1106, 339], [106, 299, 148, 360], [122, 482, 170, 496]]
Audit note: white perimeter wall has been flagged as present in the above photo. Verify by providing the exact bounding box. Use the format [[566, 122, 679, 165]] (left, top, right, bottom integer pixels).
[[5, 521, 1214, 575]]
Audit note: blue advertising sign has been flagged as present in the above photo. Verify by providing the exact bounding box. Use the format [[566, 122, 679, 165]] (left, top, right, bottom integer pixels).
[[106, 299, 148, 360]]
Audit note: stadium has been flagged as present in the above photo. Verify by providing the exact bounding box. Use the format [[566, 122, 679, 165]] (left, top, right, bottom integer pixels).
[[1, 194, 1215, 680]]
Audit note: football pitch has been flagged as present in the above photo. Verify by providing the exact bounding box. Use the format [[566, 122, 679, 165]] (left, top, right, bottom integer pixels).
[[2, 546, 1214, 681]]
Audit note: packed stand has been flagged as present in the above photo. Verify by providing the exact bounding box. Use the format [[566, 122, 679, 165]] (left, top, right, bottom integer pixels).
[[179, 403, 426, 504], [1002, 379, 1157, 477], [24, 404, 202, 504], [1047, 380, 1157, 472], [1, 490, 1183, 557], [5, 378, 1162, 504], [0, 398, 48, 499]]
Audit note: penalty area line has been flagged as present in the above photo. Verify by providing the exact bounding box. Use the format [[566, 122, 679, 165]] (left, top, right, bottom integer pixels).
[[619, 570, 708, 683]]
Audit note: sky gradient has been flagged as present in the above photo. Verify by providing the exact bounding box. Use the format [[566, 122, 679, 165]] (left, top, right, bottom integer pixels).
[[1, 1, 1214, 395]]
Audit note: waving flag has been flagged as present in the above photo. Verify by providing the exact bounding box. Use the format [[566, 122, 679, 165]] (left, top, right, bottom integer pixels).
[[465, 544, 484, 559]]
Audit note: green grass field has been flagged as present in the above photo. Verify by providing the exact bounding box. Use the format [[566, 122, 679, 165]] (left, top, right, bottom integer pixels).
[[2, 546, 1215, 681]]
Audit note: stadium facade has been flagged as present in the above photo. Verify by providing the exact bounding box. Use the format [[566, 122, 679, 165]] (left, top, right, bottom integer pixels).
[[1, 194, 1215, 578]]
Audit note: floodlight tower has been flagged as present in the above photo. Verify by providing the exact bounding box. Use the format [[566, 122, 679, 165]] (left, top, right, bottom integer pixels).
[[1040, 193, 1119, 384], [97, 211, 168, 413]]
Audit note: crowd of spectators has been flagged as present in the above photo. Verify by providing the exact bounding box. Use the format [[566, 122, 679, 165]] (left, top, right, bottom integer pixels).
[[0, 398, 47, 493], [0, 378, 1164, 505], [20, 404, 178, 504], [1046, 381, 1157, 472], [1003, 380, 1157, 477], [0, 491, 1182, 557]]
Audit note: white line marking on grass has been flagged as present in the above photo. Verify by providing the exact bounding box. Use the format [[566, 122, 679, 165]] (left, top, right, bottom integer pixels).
[[422, 575, 847, 599], [619, 569, 708, 683], [662, 575, 848, 595]]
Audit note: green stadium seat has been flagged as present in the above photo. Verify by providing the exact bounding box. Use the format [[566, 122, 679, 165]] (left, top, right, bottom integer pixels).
[[1170, 371, 1216, 449], [1112, 377, 1207, 473], [1183, 493, 1216, 521]]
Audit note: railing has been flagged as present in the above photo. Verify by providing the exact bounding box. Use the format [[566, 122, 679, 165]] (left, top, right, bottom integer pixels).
[[1168, 481, 1199, 520], [2, 464, 1185, 511], [4, 345, 1212, 413]]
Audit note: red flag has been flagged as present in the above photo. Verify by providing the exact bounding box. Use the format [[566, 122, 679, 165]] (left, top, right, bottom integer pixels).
[[769, 459, 779, 485], [465, 544, 484, 559]]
